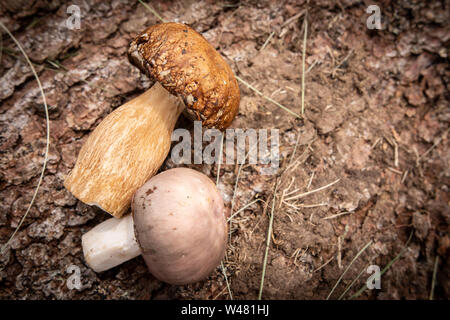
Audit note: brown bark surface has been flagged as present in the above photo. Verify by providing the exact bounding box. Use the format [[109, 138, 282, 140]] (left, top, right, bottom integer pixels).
[[0, 0, 448, 299]]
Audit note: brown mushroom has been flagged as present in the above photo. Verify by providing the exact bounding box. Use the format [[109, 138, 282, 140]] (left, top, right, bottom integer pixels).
[[82, 168, 227, 285], [64, 22, 240, 218]]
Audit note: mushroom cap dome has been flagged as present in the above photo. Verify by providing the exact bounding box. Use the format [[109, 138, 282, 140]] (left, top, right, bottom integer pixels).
[[128, 22, 240, 130], [132, 167, 227, 285]]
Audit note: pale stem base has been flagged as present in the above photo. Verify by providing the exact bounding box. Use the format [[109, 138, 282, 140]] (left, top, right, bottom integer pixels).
[[82, 214, 141, 272]]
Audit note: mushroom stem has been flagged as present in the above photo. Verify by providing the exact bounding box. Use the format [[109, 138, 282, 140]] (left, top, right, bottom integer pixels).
[[82, 214, 141, 272], [64, 82, 183, 218]]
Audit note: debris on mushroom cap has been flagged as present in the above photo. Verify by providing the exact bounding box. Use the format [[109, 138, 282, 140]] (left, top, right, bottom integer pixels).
[[132, 167, 227, 285], [128, 22, 240, 130]]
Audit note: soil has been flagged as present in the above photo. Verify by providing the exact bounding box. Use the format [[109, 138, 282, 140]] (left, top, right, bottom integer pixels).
[[0, 0, 449, 300]]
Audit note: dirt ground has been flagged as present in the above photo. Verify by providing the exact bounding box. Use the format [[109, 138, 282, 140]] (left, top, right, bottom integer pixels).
[[0, 0, 449, 300]]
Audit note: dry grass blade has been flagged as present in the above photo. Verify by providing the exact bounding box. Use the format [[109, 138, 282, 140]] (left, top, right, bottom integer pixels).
[[314, 256, 334, 273], [229, 147, 255, 241], [350, 231, 413, 299], [301, 11, 308, 116], [0, 22, 50, 255], [337, 236, 342, 269], [331, 49, 353, 76], [213, 285, 227, 300], [258, 182, 279, 300], [138, 0, 166, 23], [216, 133, 224, 186], [214, 133, 232, 300], [281, 10, 306, 28], [337, 263, 369, 300], [326, 240, 373, 300], [298, 202, 327, 208], [260, 31, 275, 51], [220, 261, 233, 300], [429, 255, 439, 300], [0, 33, 3, 64], [418, 127, 449, 163], [235, 75, 302, 119], [306, 59, 318, 74], [284, 178, 340, 202], [322, 211, 351, 220], [228, 199, 266, 222], [387, 167, 402, 175], [229, 135, 274, 242], [401, 169, 409, 184], [288, 132, 301, 165], [306, 170, 315, 189]]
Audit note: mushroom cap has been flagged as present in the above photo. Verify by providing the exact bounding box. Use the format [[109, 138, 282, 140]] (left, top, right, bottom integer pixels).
[[132, 167, 227, 285], [128, 22, 240, 130]]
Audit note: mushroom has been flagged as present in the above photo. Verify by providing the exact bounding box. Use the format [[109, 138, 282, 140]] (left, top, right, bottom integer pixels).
[[64, 22, 240, 218], [82, 168, 227, 285]]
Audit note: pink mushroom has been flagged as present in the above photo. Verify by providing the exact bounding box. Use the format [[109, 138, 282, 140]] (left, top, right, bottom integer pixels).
[[82, 168, 227, 285]]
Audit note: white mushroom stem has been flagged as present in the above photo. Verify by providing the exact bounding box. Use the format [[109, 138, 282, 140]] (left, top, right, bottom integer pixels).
[[82, 214, 141, 272]]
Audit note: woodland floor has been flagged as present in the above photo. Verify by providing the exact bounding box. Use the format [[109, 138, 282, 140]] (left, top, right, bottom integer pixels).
[[0, 0, 449, 299]]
